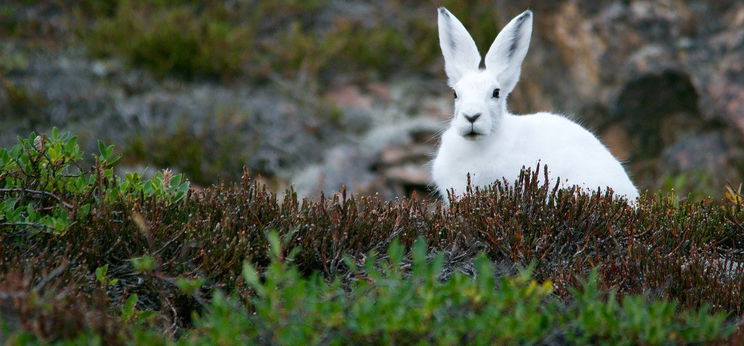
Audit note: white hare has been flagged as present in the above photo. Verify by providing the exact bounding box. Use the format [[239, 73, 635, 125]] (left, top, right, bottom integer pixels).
[[432, 8, 639, 203]]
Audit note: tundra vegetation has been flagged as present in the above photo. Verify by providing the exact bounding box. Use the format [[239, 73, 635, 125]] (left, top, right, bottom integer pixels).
[[79, 0, 499, 81], [1, 1, 744, 344], [1, 130, 742, 344]]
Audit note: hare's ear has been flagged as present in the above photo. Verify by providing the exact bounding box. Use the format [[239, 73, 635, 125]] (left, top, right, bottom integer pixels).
[[484, 10, 533, 94], [438, 7, 480, 86]]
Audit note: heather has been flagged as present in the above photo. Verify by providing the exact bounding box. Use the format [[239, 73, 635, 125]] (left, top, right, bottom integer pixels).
[[1, 131, 742, 344]]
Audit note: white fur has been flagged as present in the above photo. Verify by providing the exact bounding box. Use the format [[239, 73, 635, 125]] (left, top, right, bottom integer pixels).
[[432, 8, 639, 203]]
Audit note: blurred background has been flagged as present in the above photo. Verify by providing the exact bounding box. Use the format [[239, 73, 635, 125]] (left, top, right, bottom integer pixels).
[[1, 0, 742, 200]]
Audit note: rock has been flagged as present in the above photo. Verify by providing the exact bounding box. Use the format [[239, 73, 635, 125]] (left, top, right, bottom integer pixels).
[[367, 83, 392, 102], [291, 118, 443, 200], [290, 145, 378, 199], [660, 133, 743, 186], [384, 164, 430, 187], [379, 144, 431, 166], [600, 124, 631, 162], [324, 84, 373, 110]]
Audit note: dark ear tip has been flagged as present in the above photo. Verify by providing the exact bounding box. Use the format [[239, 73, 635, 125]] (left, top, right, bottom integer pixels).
[[521, 10, 533, 18], [438, 7, 449, 15]]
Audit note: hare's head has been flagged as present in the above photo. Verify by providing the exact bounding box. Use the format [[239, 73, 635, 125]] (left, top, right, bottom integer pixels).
[[438, 7, 532, 140]]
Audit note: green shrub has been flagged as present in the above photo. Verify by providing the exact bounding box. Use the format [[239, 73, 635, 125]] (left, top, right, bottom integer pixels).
[[0, 128, 188, 234], [4, 235, 732, 344], [185, 236, 732, 344]]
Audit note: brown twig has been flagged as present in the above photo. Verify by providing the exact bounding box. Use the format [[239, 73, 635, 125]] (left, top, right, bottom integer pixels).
[[34, 260, 69, 291], [0, 188, 74, 209], [0, 222, 55, 229]]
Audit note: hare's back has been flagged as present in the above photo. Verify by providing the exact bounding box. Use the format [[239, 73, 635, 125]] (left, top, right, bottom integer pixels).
[[506, 112, 610, 160], [504, 113, 635, 194]]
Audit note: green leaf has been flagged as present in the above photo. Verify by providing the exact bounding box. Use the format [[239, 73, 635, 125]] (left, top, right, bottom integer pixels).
[[412, 237, 427, 263], [97, 140, 106, 158], [342, 255, 358, 273], [95, 264, 109, 284], [170, 174, 182, 187], [242, 262, 264, 296], [122, 294, 138, 320], [0, 148, 9, 167], [387, 239, 403, 268], [137, 310, 156, 322], [175, 277, 205, 295], [268, 230, 281, 260], [131, 255, 156, 273]]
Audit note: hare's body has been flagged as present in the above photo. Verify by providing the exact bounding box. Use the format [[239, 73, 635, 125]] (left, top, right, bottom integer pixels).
[[433, 112, 639, 200], [432, 8, 638, 203]]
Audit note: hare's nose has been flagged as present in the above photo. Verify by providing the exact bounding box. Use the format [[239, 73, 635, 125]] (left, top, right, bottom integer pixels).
[[464, 113, 481, 123]]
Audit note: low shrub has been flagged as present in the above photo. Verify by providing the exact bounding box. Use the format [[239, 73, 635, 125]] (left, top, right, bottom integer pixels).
[[174, 235, 730, 344], [0, 128, 188, 233], [2, 236, 735, 344], [1, 129, 742, 343], [84, 0, 252, 79], [77, 0, 504, 81]]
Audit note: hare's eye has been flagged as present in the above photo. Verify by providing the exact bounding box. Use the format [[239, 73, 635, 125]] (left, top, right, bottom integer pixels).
[[453, 91, 458, 99], [492, 89, 500, 98]]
